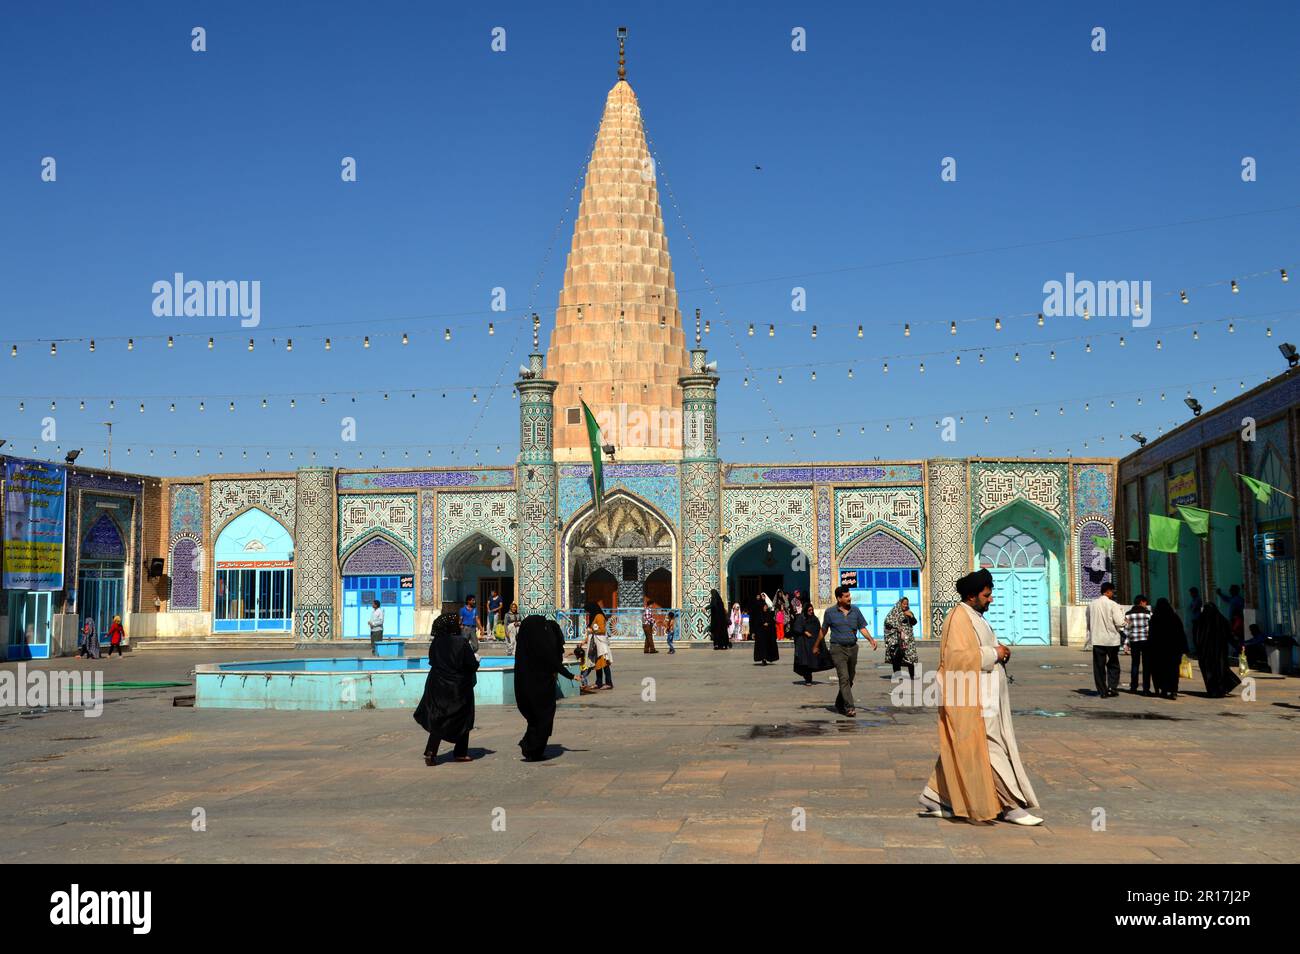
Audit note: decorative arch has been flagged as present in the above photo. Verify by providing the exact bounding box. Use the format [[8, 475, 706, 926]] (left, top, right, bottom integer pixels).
[[561, 489, 678, 611], [341, 533, 415, 576], [837, 526, 922, 568], [1075, 517, 1114, 603], [339, 529, 415, 575], [168, 531, 202, 611], [720, 486, 815, 566], [82, 513, 126, 559]]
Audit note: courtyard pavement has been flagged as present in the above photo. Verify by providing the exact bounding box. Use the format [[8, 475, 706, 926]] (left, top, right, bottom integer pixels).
[[2, 642, 1297, 863]]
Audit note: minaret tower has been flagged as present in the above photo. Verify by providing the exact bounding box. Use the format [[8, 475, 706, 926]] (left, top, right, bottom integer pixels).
[[678, 308, 722, 639], [515, 315, 559, 616]]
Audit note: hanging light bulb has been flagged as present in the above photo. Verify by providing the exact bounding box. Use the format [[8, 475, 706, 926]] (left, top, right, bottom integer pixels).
[[1085, 341, 1092, 352], [247, 338, 254, 351], [169, 403, 175, 412], [1014, 352, 1020, 362], [79, 400, 85, 410], [1119, 336, 1126, 347], [287, 338, 293, 351], [1192, 329, 1199, 340], [1050, 350, 1056, 360], [49, 400, 56, 410], [768, 324, 775, 337], [128, 338, 134, 350], [1037, 313, 1044, 327], [856, 324, 863, 338], [704, 319, 711, 333], [444, 328, 451, 341], [261, 398, 268, 409], [488, 323, 495, 336], [742, 376, 748, 387], [167, 336, 174, 348], [777, 374, 783, 384], [89, 339, 95, 352], [577, 305, 584, 320], [1231, 280, 1239, 294], [979, 353, 985, 364], [290, 398, 296, 408], [472, 393, 478, 403], [401, 333, 409, 345], [17, 401, 23, 411], [1034, 408, 1039, 416], [207, 337, 214, 349], [950, 321, 957, 335], [847, 367, 854, 379], [50, 342, 56, 356], [363, 336, 370, 348], [1266, 327, 1273, 337], [1082, 306, 1089, 320], [747, 323, 754, 336], [324, 338, 332, 350], [995, 316, 1002, 331], [955, 354, 960, 365], [1156, 339, 1163, 349], [919, 362, 925, 373], [109, 400, 114, 410], [138, 402, 145, 413], [1228, 322, 1235, 333], [903, 323, 911, 337], [882, 361, 889, 373], [229, 401, 235, 411], [810, 370, 816, 381], [10, 345, 16, 357], [1180, 290, 1189, 304], [1281, 268, 1289, 283], [199, 401, 205, 412], [811, 325, 818, 339]]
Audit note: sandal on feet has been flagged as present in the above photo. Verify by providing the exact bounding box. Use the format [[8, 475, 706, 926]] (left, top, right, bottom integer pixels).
[[423, 753, 436, 766], [454, 755, 473, 762]]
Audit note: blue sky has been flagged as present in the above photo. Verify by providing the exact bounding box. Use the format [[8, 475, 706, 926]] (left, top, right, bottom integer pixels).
[[2, 0, 1298, 475]]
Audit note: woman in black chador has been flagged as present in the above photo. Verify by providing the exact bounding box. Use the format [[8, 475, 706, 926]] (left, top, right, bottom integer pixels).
[[752, 594, 779, 664], [791, 601, 832, 685], [1192, 604, 1242, 698], [513, 615, 579, 761], [708, 589, 731, 650], [1147, 598, 1185, 699], [414, 611, 480, 764]]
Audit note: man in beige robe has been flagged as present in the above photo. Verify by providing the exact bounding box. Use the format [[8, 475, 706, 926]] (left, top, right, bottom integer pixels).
[[919, 568, 1043, 826]]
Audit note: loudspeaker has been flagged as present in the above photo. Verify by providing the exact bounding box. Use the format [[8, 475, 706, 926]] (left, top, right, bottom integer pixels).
[[148, 557, 165, 578], [1124, 541, 1141, 563]]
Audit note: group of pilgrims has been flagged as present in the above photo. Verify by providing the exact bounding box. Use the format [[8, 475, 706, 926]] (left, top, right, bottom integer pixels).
[[413, 562, 1254, 829]]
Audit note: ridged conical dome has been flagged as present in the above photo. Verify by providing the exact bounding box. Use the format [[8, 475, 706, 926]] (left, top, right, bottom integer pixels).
[[546, 78, 691, 461]]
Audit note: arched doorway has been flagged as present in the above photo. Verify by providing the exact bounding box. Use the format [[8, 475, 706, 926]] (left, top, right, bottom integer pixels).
[[213, 508, 294, 633], [77, 514, 127, 638], [726, 532, 810, 614], [564, 493, 675, 611], [837, 530, 923, 639], [440, 532, 513, 622], [644, 567, 672, 608], [341, 536, 415, 640], [976, 502, 1066, 645]]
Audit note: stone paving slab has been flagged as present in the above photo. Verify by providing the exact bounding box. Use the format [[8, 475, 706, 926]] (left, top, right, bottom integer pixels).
[[1, 645, 1297, 863]]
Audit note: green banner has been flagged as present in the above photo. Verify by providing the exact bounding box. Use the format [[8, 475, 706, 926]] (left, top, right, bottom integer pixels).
[[1239, 474, 1275, 504], [1092, 535, 1113, 553], [1176, 505, 1211, 536], [1148, 513, 1181, 553], [581, 400, 605, 514]]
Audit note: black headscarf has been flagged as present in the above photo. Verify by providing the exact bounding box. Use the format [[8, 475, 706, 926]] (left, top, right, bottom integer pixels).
[[709, 588, 729, 647], [1193, 604, 1242, 697], [585, 601, 603, 625]]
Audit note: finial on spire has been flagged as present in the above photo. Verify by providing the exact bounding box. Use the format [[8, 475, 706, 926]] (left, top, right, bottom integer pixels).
[[532, 312, 540, 352], [617, 26, 627, 80], [695, 308, 702, 346]]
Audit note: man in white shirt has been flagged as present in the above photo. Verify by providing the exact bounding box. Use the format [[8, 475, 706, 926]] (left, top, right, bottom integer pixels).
[[1085, 582, 1127, 697], [368, 599, 385, 656]]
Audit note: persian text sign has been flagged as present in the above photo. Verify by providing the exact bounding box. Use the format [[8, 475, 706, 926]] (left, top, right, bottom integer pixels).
[[1167, 469, 1198, 513], [2, 459, 67, 589]]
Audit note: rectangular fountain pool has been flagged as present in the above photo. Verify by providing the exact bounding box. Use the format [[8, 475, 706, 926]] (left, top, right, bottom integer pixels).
[[194, 657, 579, 711]]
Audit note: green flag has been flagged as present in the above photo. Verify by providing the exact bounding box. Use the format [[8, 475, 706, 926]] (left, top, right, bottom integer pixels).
[[1092, 535, 1113, 553], [581, 400, 605, 513], [1176, 505, 1211, 536], [1148, 514, 1181, 553], [1239, 474, 1275, 504]]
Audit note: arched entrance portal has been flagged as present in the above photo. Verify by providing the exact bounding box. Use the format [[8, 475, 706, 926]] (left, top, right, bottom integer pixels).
[[78, 513, 127, 639], [564, 494, 676, 612], [212, 508, 294, 633], [976, 502, 1066, 645], [726, 533, 810, 614], [341, 536, 415, 640], [440, 532, 514, 623], [838, 530, 923, 639]]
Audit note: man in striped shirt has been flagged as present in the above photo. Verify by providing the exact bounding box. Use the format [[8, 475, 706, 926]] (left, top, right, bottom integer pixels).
[[1124, 594, 1152, 695]]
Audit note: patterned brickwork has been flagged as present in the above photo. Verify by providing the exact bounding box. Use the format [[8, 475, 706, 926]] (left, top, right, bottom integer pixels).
[[840, 530, 922, 569], [293, 469, 335, 641], [337, 494, 417, 558], [972, 461, 1068, 524], [816, 486, 832, 601], [210, 478, 296, 537], [834, 486, 925, 553], [926, 461, 971, 634], [721, 487, 815, 565]]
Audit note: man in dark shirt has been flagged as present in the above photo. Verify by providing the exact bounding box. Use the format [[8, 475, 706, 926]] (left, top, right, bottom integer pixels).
[[816, 585, 879, 717]]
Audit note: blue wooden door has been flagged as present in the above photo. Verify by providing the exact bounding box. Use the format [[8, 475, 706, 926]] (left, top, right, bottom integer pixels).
[[986, 568, 1049, 644]]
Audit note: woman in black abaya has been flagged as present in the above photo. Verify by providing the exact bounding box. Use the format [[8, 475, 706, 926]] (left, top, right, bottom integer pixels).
[[1147, 598, 1185, 699], [413, 611, 480, 764], [514, 615, 579, 761], [1192, 604, 1242, 698], [752, 593, 779, 664], [791, 602, 832, 685], [709, 589, 731, 650]]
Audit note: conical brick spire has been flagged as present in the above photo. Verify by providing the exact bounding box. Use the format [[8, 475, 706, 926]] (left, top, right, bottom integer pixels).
[[545, 76, 691, 461]]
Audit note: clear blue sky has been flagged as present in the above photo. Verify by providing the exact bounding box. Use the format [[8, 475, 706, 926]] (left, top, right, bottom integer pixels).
[[2, 0, 1298, 475]]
